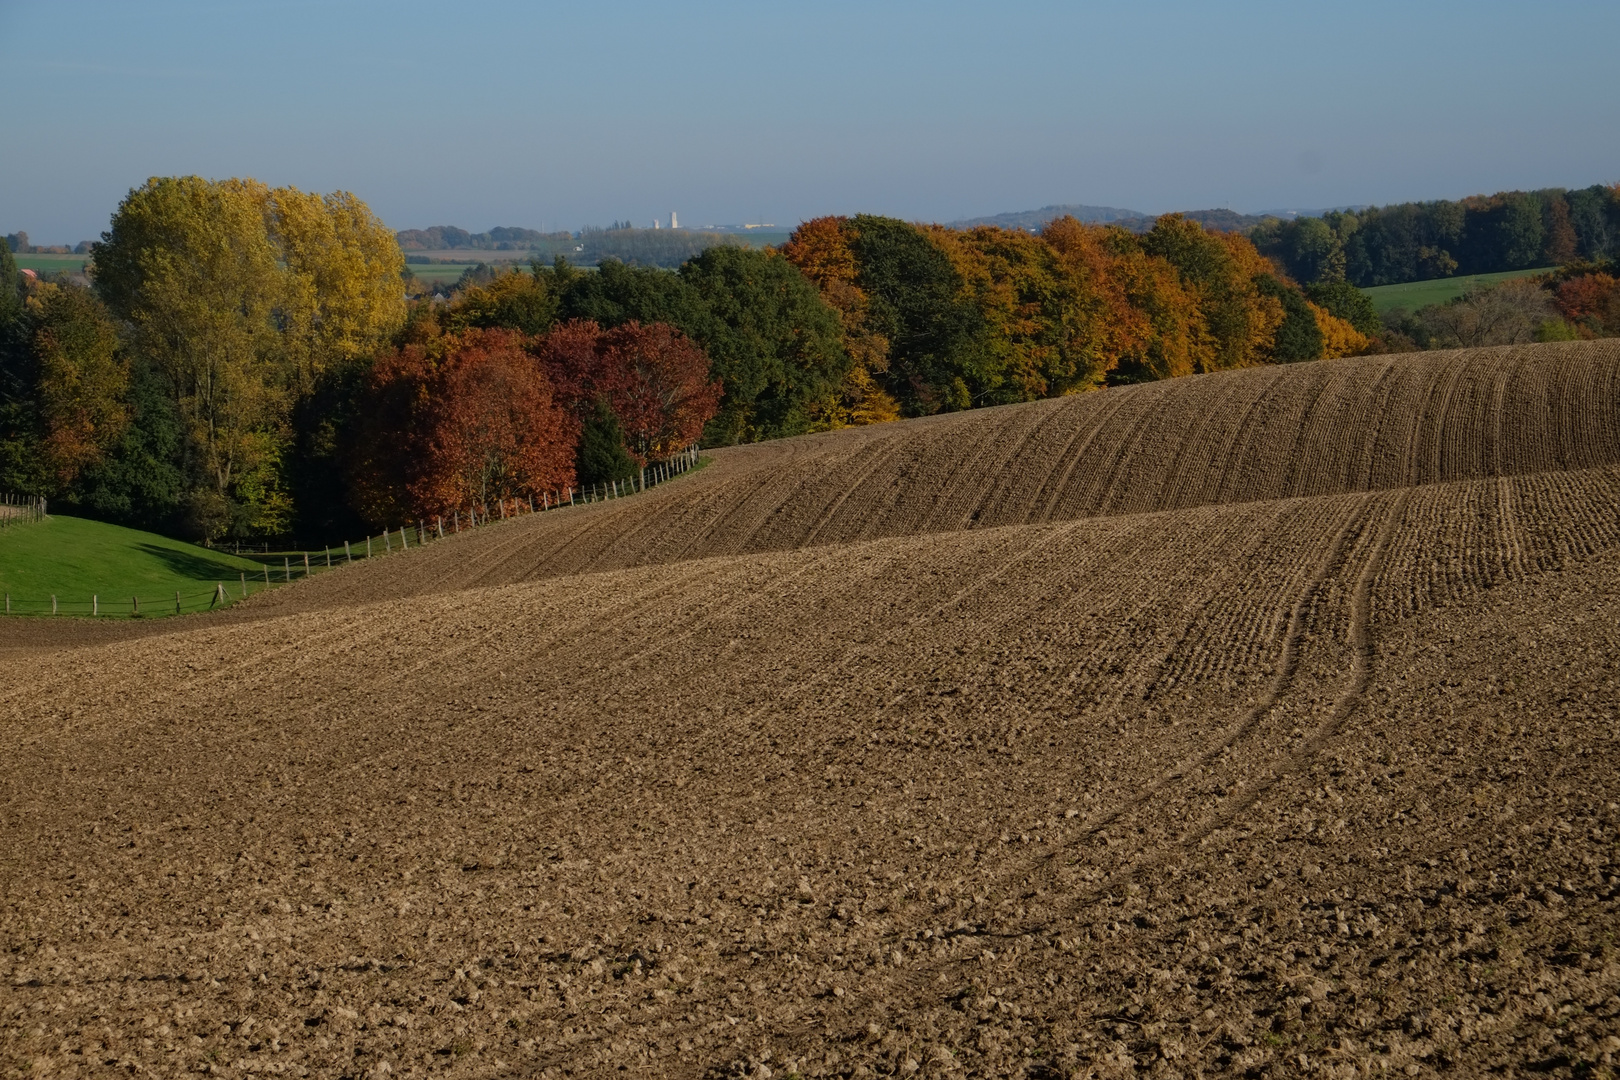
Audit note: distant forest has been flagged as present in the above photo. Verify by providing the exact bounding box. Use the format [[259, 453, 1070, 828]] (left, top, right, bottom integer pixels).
[[401, 184, 1620, 287], [955, 186, 1620, 289], [394, 225, 573, 251], [950, 205, 1276, 235], [400, 225, 763, 270], [1251, 185, 1620, 288]]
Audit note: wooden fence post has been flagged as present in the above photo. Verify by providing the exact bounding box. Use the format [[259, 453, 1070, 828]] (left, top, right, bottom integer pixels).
[[132, 596, 137, 616], [284, 556, 291, 582], [52, 594, 57, 615], [241, 572, 247, 597], [325, 548, 332, 568], [264, 565, 271, 587], [344, 540, 352, 562], [384, 531, 391, 553], [368, 536, 373, 557], [437, 516, 444, 538], [400, 525, 408, 550], [92, 594, 98, 617], [175, 591, 181, 615]]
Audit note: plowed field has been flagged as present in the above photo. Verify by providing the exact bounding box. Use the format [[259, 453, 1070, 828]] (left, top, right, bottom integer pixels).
[[3, 341, 1618, 1079]]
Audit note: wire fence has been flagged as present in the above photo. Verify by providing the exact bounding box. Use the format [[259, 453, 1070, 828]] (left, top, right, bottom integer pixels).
[[0, 445, 703, 619]]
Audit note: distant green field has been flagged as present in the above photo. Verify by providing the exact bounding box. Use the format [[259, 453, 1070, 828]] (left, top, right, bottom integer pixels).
[[729, 231, 792, 248], [13, 253, 89, 274], [406, 262, 481, 284], [0, 514, 267, 617], [1363, 267, 1555, 314]]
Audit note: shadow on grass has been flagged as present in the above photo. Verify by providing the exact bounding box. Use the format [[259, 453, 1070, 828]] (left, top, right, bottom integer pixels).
[[133, 543, 246, 582]]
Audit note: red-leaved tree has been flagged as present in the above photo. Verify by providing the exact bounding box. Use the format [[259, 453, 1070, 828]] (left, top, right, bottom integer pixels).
[[596, 322, 721, 464], [412, 330, 578, 516], [349, 328, 577, 524], [534, 319, 721, 466]]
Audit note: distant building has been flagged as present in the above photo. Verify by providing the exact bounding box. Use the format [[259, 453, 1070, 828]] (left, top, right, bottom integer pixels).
[[670, 211, 678, 229]]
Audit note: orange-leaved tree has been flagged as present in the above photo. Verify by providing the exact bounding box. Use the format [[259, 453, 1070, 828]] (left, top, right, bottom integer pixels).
[[1308, 301, 1370, 358], [1554, 271, 1620, 335], [780, 216, 900, 427], [1040, 217, 1204, 382]]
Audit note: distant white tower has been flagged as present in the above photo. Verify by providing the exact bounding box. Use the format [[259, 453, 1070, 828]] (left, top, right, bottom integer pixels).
[[670, 211, 678, 229]]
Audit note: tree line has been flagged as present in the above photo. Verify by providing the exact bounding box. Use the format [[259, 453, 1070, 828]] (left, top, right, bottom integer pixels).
[[1251, 184, 1620, 289], [1, 176, 1387, 546], [6, 232, 93, 256]]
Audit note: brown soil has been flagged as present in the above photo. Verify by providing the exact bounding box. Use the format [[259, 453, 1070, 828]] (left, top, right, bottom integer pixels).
[[2, 343, 1618, 1079]]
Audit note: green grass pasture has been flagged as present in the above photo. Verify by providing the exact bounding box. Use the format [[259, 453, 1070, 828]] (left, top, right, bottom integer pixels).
[[1363, 267, 1555, 314], [0, 515, 268, 616], [13, 253, 89, 275], [405, 262, 482, 284]]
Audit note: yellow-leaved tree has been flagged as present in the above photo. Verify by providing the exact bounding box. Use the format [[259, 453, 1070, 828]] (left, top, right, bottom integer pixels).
[[93, 176, 404, 539], [270, 187, 406, 391]]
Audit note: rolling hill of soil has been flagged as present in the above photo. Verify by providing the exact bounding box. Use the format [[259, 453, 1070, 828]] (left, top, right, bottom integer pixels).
[[1, 342, 1618, 1078]]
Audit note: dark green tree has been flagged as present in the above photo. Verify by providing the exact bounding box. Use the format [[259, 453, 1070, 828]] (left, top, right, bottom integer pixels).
[[552, 257, 712, 330], [69, 359, 187, 530], [679, 246, 850, 443], [0, 243, 23, 328], [1566, 186, 1616, 261], [1464, 193, 1546, 272], [575, 397, 639, 487], [1251, 216, 1346, 284], [0, 244, 40, 491], [1257, 276, 1324, 362], [286, 360, 372, 543], [545, 252, 850, 444], [1304, 281, 1381, 335], [847, 214, 989, 414]]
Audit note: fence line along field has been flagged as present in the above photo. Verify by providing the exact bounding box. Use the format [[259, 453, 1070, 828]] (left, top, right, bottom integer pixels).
[[2, 341, 1617, 1078]]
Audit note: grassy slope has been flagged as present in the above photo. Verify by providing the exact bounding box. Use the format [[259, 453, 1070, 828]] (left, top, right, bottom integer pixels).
[[1362, 266, 1554, 313], [0, 515, 267, 615]]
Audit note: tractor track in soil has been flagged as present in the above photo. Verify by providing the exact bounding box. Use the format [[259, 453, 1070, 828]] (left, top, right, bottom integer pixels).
[[4, 343, 1620, 1080]]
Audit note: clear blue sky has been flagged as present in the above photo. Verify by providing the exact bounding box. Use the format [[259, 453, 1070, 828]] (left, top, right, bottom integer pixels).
[[3, 0, 1617, 243]]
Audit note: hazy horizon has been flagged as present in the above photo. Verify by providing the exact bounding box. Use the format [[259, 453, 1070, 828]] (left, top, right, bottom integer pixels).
[[3, 0, 1617, 245]]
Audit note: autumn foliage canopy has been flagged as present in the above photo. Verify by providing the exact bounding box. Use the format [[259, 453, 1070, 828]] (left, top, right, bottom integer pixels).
[[349, 322, 719, 524]]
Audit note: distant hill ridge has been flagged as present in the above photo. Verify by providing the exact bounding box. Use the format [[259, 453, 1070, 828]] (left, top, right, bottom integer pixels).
[[400, 206, 1368, 253]]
